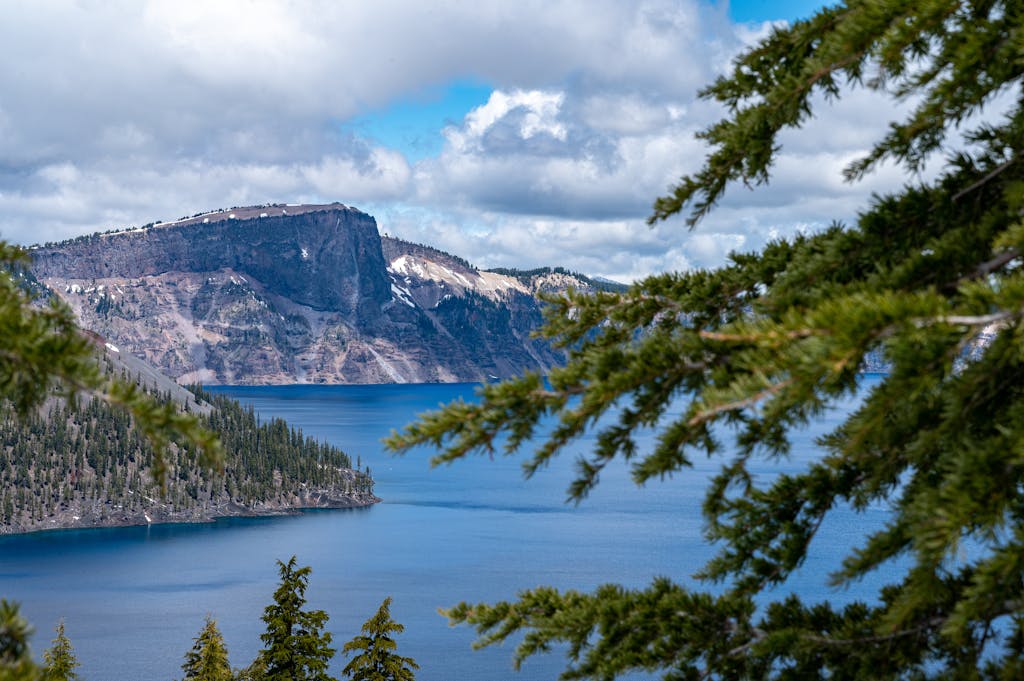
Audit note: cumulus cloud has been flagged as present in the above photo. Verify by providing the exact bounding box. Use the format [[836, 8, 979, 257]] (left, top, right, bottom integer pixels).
[[450, 91, 569, 152], [373, 204, 684, 283], [0, 0, 939, 279], [0, 151, 411, 244], [415, 87, 706, 221]]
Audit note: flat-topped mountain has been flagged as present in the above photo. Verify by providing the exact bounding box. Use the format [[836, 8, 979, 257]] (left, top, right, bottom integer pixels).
[[30, 203, 614, 385]]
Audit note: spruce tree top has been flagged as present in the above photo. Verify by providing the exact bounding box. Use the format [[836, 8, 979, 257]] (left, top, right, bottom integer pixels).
[[260, 556, 336, 681], [41, 620, 80, 681], [180, 616, 231, 681], [387, 1, 1024, 678], [342, 597, 418, 681]]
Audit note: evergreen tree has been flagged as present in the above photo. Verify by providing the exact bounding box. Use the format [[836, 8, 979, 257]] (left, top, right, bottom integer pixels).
[[181, 616, 232, 681], [0, 241, 222, 488], [40, 620, 79, 681], [0, 599, 36, 681], [0, 379, 368, 534], [387, 1, 1024, 678], [258, 556, 336, 681], [341, 597, 418, 681], [231, 657, 266, 681]]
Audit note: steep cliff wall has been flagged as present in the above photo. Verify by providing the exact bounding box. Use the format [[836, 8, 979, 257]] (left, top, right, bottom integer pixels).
[[30, 204, 576, 385], [32, 203, 391, 321]]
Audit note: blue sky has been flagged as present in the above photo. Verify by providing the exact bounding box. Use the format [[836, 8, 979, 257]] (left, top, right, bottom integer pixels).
[[341, 81, 494, 162], [728, 0, 829, 23], [1, 0, 909, 282], [345, 1, 830, 162]]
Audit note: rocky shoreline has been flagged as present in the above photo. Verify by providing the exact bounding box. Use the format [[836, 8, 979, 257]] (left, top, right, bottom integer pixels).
[[0, 488, 380, 536]]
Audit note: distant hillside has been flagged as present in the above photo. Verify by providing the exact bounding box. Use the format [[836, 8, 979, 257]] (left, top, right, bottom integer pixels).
[[0, 351, 376, 535], [29, 204, 613, 385], [485, 266, 628, 293]]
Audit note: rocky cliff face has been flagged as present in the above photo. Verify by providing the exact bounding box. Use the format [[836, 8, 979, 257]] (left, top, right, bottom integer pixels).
[[34, 204, 391, 321], [30, 204, 598, 385]]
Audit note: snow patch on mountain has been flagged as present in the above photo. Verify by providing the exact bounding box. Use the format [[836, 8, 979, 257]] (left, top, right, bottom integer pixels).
[[390, 281, 416, 308], [387, 254, 527, 302]]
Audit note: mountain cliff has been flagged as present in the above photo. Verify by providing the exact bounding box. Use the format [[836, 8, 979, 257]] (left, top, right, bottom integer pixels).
[[30, 204, 610, 385]]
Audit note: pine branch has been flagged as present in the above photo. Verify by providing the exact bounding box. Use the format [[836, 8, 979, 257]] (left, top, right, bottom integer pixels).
[[953, 158, 1017, 202]]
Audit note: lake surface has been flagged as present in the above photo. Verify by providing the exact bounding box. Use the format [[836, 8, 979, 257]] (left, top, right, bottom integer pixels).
[[0, 379, 897, 680]]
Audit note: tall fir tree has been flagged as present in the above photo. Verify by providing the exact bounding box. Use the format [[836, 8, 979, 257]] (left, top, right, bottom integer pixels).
[[258, 556, 336, 681], [181, 616, 231, 681], [341, 597, 418, 681], [387, 1, 1024, 678], [40, 620, 79, 681]]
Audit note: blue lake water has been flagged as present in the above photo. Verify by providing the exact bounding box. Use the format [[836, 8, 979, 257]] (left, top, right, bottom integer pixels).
[[0, 378, 897, 680]]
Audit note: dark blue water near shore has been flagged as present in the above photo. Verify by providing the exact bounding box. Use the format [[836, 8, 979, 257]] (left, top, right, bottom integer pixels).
[[0, 379, 897, 680]]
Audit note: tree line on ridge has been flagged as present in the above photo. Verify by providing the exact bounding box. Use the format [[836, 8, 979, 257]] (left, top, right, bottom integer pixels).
[[0, 382, 374, 532]]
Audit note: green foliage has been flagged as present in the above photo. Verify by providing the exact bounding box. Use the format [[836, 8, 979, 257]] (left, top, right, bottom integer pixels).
[[649, 0, 1024, 227], [0, 242, 98, 418], [0, 599, 35, 679], [341, 597, 418, 681], [232, 657, 267, 681], [0, 241, 222, 488], [0, 386, 370, 532], [0, 605, 83, 681], [259, 556, 336, 681], [198, 389, 369, 504], [181, 617, 232, 681], [387, 1, 1024, 678], [41, 621, 79, 681]]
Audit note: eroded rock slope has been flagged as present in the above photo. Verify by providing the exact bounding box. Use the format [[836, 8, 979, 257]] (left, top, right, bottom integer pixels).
[[30, 203, 608, 384]]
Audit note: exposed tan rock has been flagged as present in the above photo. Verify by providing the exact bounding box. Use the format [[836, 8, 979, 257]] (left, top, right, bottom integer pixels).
[[30, 204, 591, 384]]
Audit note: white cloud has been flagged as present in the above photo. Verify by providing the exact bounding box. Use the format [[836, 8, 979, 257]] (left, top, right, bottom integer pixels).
[[0, 151, 411, 245], [302, 150, 412, 200], [450, 91, 568, 152], [579, 94, 678, 135], [416, 87, 707, 221], [0, 0, 957, 281]]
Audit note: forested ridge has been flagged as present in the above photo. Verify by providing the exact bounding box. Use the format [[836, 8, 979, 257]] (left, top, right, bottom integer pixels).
[[0, 381, 376, 534]]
